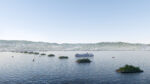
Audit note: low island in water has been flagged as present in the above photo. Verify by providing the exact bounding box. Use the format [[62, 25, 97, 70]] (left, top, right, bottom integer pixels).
[[116, 65, 143, 73]]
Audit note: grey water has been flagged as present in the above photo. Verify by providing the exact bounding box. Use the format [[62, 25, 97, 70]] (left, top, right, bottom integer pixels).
[[0, 51, 150, 84]]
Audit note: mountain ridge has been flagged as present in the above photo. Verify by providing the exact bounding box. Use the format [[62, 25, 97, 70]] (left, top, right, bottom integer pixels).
[[0, 40, 150, 51]]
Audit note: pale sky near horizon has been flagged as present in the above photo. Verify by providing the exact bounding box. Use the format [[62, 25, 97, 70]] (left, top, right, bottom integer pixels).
[[0, 0, 150, 43]]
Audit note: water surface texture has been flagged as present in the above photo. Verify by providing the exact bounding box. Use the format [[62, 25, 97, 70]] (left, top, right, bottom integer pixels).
[[0, 51, 150, 84]]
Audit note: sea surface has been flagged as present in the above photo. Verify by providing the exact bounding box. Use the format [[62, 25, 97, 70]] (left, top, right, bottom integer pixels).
[[0, 51, 150, 84]]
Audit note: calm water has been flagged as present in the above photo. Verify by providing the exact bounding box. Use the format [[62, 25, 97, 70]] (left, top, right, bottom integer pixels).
[[0, 51, 150, 84]]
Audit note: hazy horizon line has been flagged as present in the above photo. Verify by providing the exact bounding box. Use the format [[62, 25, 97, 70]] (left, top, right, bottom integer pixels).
[[0, 39, 150, 45]]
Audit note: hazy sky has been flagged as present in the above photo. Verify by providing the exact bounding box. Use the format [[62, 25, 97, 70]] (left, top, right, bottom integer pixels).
[[0, 0, 150, 43]]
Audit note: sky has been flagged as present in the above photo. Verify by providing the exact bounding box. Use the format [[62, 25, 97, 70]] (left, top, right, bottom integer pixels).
[[0, 0, 150, 43]]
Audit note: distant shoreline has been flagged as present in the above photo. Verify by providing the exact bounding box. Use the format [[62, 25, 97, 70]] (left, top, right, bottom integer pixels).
[[1, 50, 150, 52], [0, 40, 150, 51]]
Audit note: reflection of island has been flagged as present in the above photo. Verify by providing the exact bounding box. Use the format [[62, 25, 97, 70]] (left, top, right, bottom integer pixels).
[[116, 65, 143, 73]]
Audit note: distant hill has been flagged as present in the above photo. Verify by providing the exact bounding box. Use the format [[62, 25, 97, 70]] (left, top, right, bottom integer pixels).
[[0, 40, 150, 51]]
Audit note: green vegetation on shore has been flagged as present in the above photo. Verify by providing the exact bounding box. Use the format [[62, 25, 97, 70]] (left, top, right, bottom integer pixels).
[[76, 58, 91, 63], [23, 51, 28, 53], [20, 51, 40, 55], [116, 65, 143, 73], [40, 53, 46, 55], [48, 54, 55, 57], [34, 52, 39, 55], [59, 56, 68, 59], [28, 51, 34, 54]]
